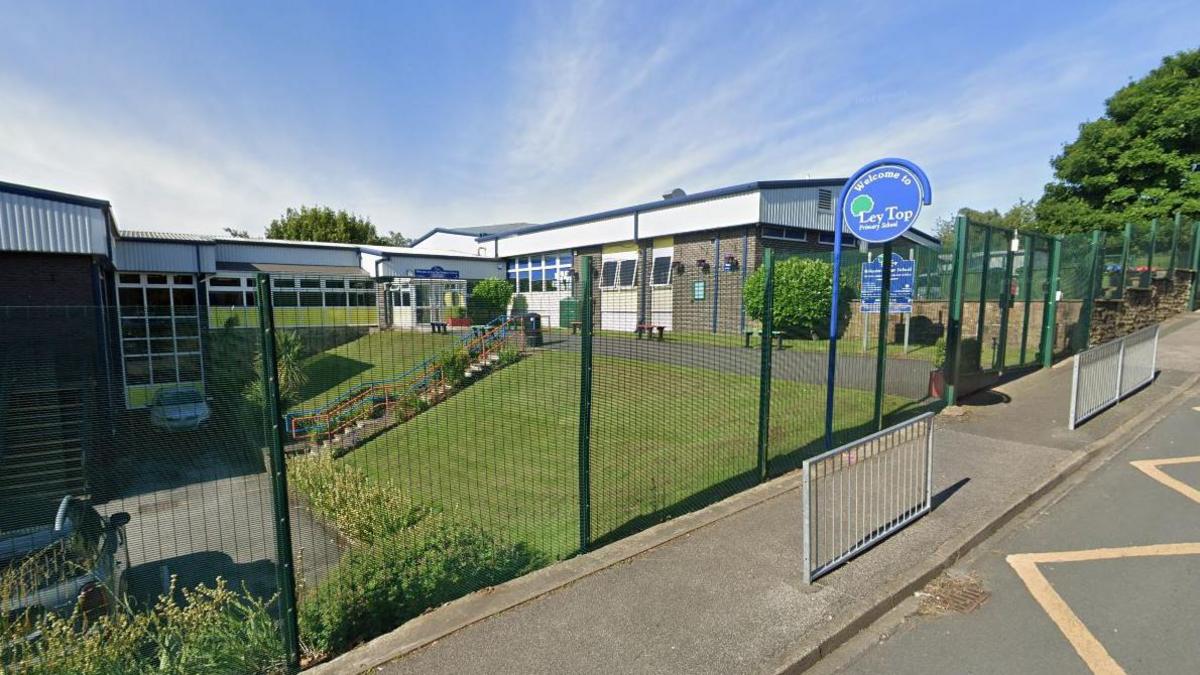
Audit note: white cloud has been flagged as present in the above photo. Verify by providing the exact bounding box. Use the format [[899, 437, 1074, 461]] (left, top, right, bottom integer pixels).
[[0, 74, 424, 236]]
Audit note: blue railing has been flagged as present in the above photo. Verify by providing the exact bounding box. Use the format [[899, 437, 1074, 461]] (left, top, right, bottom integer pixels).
[[284, 315, 516, 439]]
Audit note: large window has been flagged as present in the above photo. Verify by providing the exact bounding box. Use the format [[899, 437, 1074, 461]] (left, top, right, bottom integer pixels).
[[505, 252, 573, 293], [117, 273, 203, 396], [268, 276, 375, 308], [762, 226, 809, 241]]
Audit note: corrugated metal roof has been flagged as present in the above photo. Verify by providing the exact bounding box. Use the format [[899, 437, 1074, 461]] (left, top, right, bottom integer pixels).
[[119, 229, 215, 242], [216, 262, 368, 276]]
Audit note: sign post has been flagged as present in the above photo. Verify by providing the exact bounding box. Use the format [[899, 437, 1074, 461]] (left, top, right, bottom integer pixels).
[[824, 159, 931, 449]]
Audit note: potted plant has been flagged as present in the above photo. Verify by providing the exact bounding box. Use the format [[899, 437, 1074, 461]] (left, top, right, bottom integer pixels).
[[447, 305, 472, 327]]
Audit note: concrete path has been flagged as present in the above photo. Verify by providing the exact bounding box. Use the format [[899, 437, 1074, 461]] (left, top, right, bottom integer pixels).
[[311, 313, 1200, 674], [822, 389, 1200, 674]]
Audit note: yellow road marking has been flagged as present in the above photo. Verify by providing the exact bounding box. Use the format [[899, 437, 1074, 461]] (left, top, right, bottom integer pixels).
[[1008, 543, 1200, 675], [1130, 456, 1200, 504]]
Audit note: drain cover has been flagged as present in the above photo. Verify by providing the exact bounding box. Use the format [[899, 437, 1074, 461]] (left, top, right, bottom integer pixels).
[[917, 572, 990, 615]]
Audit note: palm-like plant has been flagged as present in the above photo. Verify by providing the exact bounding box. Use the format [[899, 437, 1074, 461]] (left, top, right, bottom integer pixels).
[[245, 330, 309, 409]]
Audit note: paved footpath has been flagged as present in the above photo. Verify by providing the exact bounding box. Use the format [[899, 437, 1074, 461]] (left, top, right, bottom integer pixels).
[[817, 319, 1200, 675], [311, 313, 1200, 675]]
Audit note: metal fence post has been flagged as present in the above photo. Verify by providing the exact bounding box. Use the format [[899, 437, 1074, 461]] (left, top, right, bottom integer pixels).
[[1119, 222, 1132, 298], [944, 216, 968, 406], [975, 227, 992, 368], [1040, 237, 1062, 368], [756, 248, 775, 482], [1191, 219, 1200, 311], [1144, 218, 1158, 288], [995, 233, 1015, 370], [254, 273, 301, 672], [873, 242, 892, 430], [1168, 213, 1181, 275], [576, 257, 594, 552], [1019, 234, 1035, 364], [1077, 230, 1102, 350]]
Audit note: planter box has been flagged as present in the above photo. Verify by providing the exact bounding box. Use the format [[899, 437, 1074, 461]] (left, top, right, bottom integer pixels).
[[448, 317, 472, 327], [928, 369, 946, 399]]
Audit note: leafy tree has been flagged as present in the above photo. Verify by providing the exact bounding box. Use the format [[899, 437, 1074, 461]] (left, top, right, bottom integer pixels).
[[266, 205, 385, 245], [467, 278, 515, 323], [744, 257, 853, 339], [1035, 49, 1200, 234], [379, 230, 413, 247], [222, 227, 251, 239]]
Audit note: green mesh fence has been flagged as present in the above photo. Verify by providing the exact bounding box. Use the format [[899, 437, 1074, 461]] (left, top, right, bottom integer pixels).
[[0, 302, 287, 673], [5, 218, 1193, 670]]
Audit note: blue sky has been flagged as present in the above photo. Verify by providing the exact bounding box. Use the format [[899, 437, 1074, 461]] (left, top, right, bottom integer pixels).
[[1, 0, 1197, 238]]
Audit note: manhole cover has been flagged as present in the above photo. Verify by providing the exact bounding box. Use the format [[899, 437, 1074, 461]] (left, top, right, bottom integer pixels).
[[916, 572, 990, 615]]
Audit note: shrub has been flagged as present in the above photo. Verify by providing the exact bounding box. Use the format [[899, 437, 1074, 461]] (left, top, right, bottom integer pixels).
[[467, 278, 515, 324], [435, 348, 473, 389], [448, 305, 467, 319], [743, 257, 854, 339], [933, 338, 947, 369], [298, 515, 543, 658], [2, 577, 286, 675], [245, 330, 309, 409], [288, 453, 429, 545], [495, 346, 522, 368], [509, 293, 528, 315]]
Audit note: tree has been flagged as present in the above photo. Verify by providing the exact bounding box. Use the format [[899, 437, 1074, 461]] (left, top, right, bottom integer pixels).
[[379, 230, 412, 247], [223, 227, 251, 238], [933, 199, 1037, 247], [743, 257, 853, 339], [468, 278, 515, 323], [1035, 49, 1200, 234], [266, 205, 385, 245]]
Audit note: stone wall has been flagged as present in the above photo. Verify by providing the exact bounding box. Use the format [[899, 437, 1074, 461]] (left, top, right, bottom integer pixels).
[[1089, 269, 1195, 345]]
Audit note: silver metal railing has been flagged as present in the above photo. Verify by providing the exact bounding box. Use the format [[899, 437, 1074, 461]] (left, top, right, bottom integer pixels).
[[802, 413, 935, 584], [1069, 324, 1159, 430]]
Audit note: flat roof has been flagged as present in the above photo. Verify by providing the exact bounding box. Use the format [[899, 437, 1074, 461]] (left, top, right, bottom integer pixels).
[[477, 178, 848, 242]]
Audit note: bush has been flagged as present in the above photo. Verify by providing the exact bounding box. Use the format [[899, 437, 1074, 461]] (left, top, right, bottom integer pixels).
[[743, 257, 854, 339], [298, 516, 543, 658], [933, 338, 947, 369], [467, 279, 515, 324], [245, 330, 309, 409], [2, 577, 286, 675], [435, 348, 473, 388], [495, 346, 522, 368], [288, 453, 430, 545], [448, 305, 467, 319]]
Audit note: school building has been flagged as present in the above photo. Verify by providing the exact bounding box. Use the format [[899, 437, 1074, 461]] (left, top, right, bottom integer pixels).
[[1, 178, 938, 411]]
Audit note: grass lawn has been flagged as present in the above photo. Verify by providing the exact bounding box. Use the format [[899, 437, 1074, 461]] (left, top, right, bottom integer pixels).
[[565, 327, 940, 361], [292, 330, 458, 412], [343, 349, 912, 559]]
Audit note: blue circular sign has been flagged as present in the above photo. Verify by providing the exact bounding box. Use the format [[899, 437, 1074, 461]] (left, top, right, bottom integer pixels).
[[841, 163, 927, 244]]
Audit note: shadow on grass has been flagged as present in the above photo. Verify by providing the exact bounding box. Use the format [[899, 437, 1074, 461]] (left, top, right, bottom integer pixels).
[[297, 353, 375, 405]]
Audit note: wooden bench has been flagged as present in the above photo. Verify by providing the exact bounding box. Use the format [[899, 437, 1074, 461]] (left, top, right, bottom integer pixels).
[[744, 330, 784, 349], [430, 321, 448, 334], [635, 323, 666, 341], [570, 321, 582, 335]]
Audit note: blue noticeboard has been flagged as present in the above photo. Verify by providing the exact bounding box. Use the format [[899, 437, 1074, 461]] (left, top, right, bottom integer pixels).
[[860, 253, 915, 313]]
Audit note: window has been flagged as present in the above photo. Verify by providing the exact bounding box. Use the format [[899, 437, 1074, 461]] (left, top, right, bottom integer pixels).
[[115, 273, 204, 402], [600, 261, 618, 288], [504, 252, 572, 293], [818, 232, 858, 247], [617, 259, 637, 286], [762, 226, 808, 241], [817, 189, 833, 211], [652, 256, 672, 285]]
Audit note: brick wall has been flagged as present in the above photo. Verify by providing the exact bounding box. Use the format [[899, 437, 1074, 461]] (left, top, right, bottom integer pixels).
[[671, 227, 756, 332], [0, 252, 98, 306], [1089, 269, 1195, 345]]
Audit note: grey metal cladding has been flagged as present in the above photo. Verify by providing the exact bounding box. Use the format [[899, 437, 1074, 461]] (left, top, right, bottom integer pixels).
[[0, 191, 109, 254]]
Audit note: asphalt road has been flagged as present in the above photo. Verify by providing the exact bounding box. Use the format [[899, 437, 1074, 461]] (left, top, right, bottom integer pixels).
[[823, 389, 1200, 675]]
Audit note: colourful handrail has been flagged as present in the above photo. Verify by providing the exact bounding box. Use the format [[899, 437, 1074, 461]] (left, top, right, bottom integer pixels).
[[284, 315, 518, 441]]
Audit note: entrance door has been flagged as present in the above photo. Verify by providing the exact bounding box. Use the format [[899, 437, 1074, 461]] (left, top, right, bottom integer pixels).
[[390, 285, 415, 329]]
